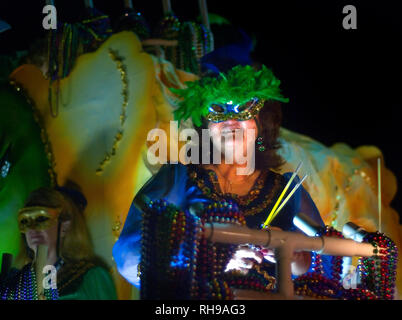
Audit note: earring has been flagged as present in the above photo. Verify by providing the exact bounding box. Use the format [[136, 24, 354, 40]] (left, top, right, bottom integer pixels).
[[257, 136, 266, 152]]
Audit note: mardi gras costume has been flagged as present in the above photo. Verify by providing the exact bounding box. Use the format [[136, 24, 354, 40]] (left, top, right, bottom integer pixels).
[[0, 259, 116, 300], [114, 162, 330, 288], [1, 199, 117, 300], [114, 62, 398, 299], [113, 64, 334, 298]]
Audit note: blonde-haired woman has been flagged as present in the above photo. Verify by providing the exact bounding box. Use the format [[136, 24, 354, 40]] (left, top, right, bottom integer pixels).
[[1, 185, 117, 300]]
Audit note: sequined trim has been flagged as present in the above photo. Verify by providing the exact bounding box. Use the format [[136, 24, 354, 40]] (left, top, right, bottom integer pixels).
[[188, 165, 283, 216], [206, 99, 265, 123], [95, 49, 128, 176]]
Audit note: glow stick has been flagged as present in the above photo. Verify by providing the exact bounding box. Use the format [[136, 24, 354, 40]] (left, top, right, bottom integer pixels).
[[262, 161, 303, 228], [378, 158, 381, 233], [266, 174, 308, 226]]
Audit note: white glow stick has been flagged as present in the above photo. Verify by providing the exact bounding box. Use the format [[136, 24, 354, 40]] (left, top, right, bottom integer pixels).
[[378, 158, 382, 233]]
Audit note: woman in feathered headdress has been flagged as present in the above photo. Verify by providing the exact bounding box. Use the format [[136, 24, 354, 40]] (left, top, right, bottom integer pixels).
[[113, 31, 326, 299]]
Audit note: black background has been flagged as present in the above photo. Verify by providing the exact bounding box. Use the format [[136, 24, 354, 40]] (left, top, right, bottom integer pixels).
[[1, 0, 401, 222]]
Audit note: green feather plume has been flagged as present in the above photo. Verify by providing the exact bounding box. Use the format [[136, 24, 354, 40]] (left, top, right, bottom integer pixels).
[[171, 65, 289, 127]]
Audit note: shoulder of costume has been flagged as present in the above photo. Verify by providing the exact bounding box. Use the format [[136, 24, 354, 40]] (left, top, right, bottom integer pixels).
[[154, 162, 194, 178], [57, 259, 96, 295], [282, 171, 301, 186], [133, 162, 189, 201]]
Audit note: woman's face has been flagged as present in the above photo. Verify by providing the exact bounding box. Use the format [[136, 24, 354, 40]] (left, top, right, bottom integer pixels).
[[208, 118, 258, 164], [25, 220, 59, 252]]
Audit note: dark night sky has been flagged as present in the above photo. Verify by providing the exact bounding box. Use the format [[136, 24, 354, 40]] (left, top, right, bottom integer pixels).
[[1, 0, 402, 221]]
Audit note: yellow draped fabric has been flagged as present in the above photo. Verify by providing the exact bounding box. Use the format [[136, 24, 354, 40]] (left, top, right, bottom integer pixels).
[[9, 32, 191, 299], [278, 129, 401, 297]]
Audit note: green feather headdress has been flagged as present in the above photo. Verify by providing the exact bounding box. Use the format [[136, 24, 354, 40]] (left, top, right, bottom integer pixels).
[[171, 65, 289, 127]]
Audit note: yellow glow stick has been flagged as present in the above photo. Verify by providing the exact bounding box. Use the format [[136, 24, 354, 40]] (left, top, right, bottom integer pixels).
[[266, 174, 308, 227], [378, 158, 381, 233], [262, 161, 303, 228]]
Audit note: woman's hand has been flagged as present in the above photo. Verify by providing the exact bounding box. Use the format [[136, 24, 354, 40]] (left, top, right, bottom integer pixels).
[[262, 227, 312, 276], [225, 227, 312, 276], [225, 245, 263, 275], [291, 251, 311, 276]]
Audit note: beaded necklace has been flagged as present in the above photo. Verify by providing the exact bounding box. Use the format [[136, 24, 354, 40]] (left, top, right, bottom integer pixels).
[[140, 199, 202, 299], [47, 8, 112, 118], [359, 231, 398, 299], [294, 227, 398, 300], [140, 180, 398, 300], [1, 264, 59, 300], [156, 13, 213, 76], [294, 226, 345, 299], [140, 198, 277, 299]]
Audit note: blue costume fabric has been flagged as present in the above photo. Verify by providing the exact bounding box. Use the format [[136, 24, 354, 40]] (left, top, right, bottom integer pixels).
[[113, 163, 332, 291]]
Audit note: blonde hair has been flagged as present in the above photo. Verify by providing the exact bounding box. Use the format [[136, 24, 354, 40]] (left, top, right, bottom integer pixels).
[[16, 185, 96, 266]]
